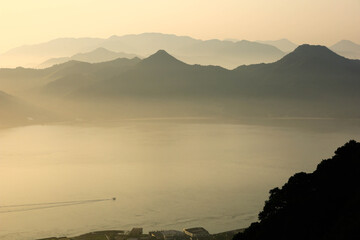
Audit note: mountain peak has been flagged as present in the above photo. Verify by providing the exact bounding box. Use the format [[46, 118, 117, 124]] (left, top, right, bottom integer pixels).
[[151, 49, 173, 57], [72, 47, 114, 58], [331, 40, 360, 51], [338, 39, 356, 44], [92, 47, 113, 53], [140, 50, 186, 67], [108, 35, 120, 40], [256, 39, 298, 52], [293, 44, 336, 55], [277, 44, 346, 65]]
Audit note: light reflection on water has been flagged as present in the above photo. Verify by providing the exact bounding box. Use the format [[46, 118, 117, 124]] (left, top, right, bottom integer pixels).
[[0, 121, 359, 240]]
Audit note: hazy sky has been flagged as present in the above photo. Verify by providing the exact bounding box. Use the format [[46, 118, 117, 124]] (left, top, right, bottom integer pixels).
[[0, 0, 359, 53]]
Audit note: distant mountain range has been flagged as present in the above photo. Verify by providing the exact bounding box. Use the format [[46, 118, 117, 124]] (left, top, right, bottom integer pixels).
[[330, 40, 360, 59], [1, 44, 359, 123], [0, 37, 104, 68], [43, 45, 360, 100], [1, 33, 358, 69], [232, 45, 360, 116], [38, 48, 139, 68], [70, 45, 360, 117], [258, 39, 360, 60], [0, 33, 286, 69], [256, 39, 298, 52], [44, 57, 141, 96]]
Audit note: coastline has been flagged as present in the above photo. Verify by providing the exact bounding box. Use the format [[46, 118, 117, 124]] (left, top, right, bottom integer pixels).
[[37, 228, 245, 240]]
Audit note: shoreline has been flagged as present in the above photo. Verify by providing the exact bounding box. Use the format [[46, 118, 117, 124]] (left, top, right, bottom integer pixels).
[[37, 228, 245, 240]]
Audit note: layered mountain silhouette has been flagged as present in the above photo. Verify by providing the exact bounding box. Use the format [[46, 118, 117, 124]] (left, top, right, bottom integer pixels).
[[1, 44, 360, 121], [0, 33, 285, 69], [57, 46, 360, 117], [330, 40, 360, 59], [44, 57, 141, 96], [64, 49, 234, 100], [38, 47, 139, 68], [68, 46, 360, 100], [0, 57, 141, 95], [139, 49, 187, 69], [234, 45, 360, 97], [233, 140, 360, 240], [256, 39, 298, 52], [0, 37, 104, 68], [3, 34, 359, 69]]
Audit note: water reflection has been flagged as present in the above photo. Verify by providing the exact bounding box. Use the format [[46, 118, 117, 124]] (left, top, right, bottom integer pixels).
[[1, 121, 359, 240]]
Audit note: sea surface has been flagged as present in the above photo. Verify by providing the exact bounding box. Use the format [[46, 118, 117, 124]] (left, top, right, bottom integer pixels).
[[1, 120, 360, 240]]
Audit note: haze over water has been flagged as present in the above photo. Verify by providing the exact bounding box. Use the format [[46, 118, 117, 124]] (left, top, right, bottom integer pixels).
[[1, 120, 360, 240], [0, 0, 359, 239]]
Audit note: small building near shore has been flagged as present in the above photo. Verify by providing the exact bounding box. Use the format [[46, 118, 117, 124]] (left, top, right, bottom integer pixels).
[[162, 230, 187, 240], [150, 230, 187, 240], [129, 228, 143, 237], [183, 227, 210, 240], [150, 231, 164, 240]]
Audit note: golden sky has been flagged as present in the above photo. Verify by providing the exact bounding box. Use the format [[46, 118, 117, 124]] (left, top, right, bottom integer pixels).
[[0, 0, 359, 53]]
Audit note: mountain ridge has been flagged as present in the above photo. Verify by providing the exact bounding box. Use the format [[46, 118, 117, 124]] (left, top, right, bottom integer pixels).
[[1, 44, 360, 119], [38, 47, 139, 68], [330, 40, 360, 59], [256, 39, 298, 52], [0, 33, 286, 69]]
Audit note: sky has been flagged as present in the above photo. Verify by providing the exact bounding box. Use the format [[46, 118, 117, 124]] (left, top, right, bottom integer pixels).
[[0, 0, 359, 53]]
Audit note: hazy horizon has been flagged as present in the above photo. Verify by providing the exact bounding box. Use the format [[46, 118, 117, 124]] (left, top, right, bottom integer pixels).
[[2, 32, 360, 55], [1, 32, 360, 70], [1, 1, 360, 240], [0, 0, 359, 53]]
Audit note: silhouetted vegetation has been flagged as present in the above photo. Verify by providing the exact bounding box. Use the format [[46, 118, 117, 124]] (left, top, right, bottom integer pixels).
[[234, 140, 360, 240]]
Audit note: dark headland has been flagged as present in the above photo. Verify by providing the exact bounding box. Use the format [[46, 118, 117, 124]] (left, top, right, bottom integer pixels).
[[234, 140, 360, 240]]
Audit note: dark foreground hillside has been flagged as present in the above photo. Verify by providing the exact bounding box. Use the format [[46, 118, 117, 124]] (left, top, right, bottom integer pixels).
[[234, 140, 360, 240]]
